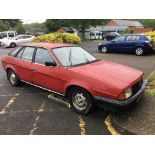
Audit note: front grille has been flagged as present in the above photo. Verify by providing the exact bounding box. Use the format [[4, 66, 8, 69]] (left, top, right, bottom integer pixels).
[[132, 79, 143, 95]]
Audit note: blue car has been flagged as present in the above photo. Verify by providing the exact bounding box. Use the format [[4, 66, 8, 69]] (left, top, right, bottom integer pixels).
[[98, 34, 154, 56]]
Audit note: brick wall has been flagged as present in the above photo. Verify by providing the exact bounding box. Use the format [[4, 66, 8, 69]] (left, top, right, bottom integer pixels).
[[106, 20, 118, 26]]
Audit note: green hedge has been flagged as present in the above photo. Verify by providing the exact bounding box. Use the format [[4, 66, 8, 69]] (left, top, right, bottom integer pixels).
[[32, 33, 81, 44]]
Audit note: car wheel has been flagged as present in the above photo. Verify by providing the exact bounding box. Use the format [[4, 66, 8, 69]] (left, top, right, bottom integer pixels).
[[8, 70, 20, 86], [101, 46, 108, 53], [135, 47, 144, 56], [10, 42, 16, 48], [68, 87, 94, 115]]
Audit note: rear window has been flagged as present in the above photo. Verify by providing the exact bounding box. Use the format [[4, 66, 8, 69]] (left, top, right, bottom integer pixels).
[[8, 47, 22, 57], [146, 35, 152, 41]]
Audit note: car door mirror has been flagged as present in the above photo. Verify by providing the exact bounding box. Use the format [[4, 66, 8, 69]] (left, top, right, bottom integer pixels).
[[45, 61, 57, 67]]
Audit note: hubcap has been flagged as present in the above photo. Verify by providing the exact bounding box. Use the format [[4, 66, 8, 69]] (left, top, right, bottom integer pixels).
[[72, 92, 87, 111], [101, 46, 107, 53], [136, 48, 143, 55], [10, 72, 16, 84]]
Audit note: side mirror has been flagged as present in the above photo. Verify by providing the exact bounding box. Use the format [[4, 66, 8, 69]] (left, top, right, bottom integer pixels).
[[45, 61, 57, 67]]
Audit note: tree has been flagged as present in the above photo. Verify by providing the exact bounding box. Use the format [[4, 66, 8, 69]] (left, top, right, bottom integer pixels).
[[0, 19, 22, 31], [16, 23, 25, 34], [45, 19, 109, 38]]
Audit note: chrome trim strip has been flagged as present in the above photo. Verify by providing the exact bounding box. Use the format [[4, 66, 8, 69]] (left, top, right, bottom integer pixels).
[[21, 80, 65, 96]]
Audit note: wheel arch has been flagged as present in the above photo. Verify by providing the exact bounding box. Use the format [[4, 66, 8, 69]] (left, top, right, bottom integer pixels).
[[6, 67, 17, 79], [65, 84, 94, 100]]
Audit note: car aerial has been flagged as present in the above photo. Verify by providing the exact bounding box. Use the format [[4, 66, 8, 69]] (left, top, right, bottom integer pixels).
[[1, 34, 34, 48], [0, 31, 17, 47], [1, 43, 147, 115], [98, 34, 154, 56]]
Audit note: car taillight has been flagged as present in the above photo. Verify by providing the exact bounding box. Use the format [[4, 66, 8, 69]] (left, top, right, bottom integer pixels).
[[145, 41, 152, 46]]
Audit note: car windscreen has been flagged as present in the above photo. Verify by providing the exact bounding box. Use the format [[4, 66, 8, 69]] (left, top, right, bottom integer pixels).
[[52, 46, 98, 67]]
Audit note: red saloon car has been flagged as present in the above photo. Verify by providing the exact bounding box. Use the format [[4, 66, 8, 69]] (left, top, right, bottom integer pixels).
[[1, 43, 147, 114]]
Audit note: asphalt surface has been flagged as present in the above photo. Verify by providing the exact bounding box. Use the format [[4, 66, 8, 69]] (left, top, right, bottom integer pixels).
[[0, 41, 155, 135], [0, 46, 110, 135]]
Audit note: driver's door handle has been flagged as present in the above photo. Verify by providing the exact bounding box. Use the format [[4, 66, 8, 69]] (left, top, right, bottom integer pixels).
[[32, 69, 37, 72]]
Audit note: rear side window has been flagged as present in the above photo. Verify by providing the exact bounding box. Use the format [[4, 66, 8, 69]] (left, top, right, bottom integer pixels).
[[34, 48, 55, 65], [126, 36, 140, 41], [9, 47, 22, 57], [21, 47, 35, 61], [8, 33, 15, 37]]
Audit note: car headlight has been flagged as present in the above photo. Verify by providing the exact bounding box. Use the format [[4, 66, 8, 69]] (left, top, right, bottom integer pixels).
[[118, 88, 132, 101]]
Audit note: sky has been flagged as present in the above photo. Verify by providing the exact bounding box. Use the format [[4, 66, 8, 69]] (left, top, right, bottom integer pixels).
[[22, 19, 46, 24]]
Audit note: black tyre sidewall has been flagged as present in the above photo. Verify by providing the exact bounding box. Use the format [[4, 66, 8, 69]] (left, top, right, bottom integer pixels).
[[10, 42, 16, 48], [8, 70, 19, 86], [68, 88, 93, 115]]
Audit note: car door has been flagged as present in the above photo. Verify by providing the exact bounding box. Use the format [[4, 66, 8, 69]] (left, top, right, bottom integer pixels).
[[15, 35, 25, 45], [22, 35, 32, 44], [125, 35, 141, 52], [110, 35, 127, 52], [15, 46, 35, 82], [32, 48, 63, 93]]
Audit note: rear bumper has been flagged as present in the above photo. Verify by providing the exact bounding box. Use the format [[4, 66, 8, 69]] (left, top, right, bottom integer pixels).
[[95, 80, 148, 111]]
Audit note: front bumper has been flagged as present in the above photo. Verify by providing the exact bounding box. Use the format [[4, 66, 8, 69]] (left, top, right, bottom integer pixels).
[[95, 80, 148, 111]]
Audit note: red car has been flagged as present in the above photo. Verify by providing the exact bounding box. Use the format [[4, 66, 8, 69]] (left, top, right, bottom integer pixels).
[[1, 43, 147, 114]]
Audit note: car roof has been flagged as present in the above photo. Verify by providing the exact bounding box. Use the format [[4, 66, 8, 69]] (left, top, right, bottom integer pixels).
[[123, 34, 146, 36], [22, 42, 76, 49]]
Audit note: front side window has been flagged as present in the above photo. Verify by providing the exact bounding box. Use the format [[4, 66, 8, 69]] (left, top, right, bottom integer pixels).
[[52, 46, 97, 67], [34, 48, 55, 65], [16, 48, 25, 58], [9, 46, 22, 57], [23, 35, 32, 39], [113, 36, 126, 41], [21, 47, 35, 61]]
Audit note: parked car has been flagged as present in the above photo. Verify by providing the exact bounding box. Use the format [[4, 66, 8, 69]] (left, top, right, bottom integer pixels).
[[98, 34, 154, 56], [1, 43, 147, 114], [103, 32, 121, 40], [1, 35, 34, 48], [0, 31, 17, 46], [89, 31, 102, 40]]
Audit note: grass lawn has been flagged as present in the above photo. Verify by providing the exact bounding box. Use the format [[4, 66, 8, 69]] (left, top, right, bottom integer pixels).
[[146, 72, 155, 96]]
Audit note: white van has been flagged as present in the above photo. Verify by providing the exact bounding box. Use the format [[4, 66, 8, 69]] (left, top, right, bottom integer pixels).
[[0, 31, 17, 46]]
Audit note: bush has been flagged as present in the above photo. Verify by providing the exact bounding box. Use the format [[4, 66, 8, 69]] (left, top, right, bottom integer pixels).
[[32, 33, 81, 44], [143, 31, 155, 41]]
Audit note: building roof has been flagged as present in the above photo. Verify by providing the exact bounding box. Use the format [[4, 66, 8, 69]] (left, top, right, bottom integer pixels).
[[61, 27, 79, 32], [22, 42, 75, 49], [113, 20, 143, 27], [96, 26, 129, 32]]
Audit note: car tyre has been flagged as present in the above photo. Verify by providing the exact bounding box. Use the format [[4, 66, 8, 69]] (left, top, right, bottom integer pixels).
[[8, 70, 20, 86], [10, 42, 16, 48], [68, 87, 94, 115], [135, 47, 144, 56], [101, 46, 108, 53]]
